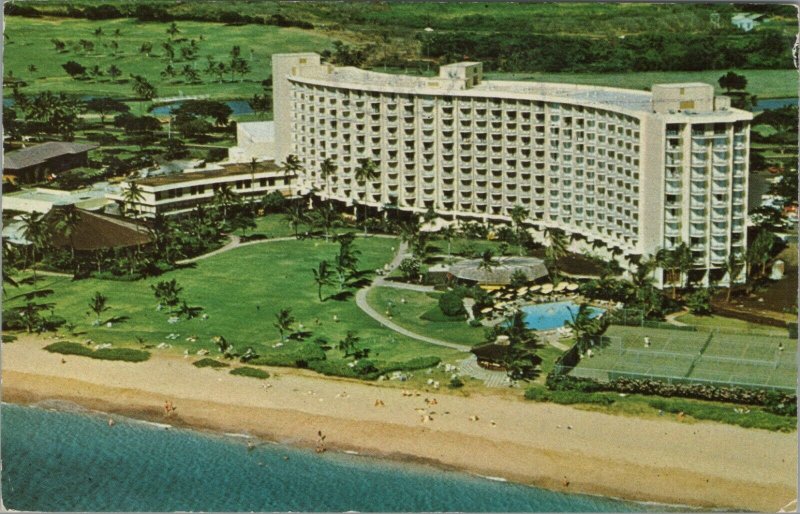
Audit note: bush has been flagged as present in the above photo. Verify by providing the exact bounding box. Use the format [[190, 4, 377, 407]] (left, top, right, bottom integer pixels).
[[439, 290, 466, 317], [525, 387, 615, 405], [230, 366, 270, 379], [420, 307, 464, 322], [449, 377, 464, 388], [193, 358, 229, 369], [206, 148, 228, 162], [648, 398, 796, 432], [44, 342, 150, 362]]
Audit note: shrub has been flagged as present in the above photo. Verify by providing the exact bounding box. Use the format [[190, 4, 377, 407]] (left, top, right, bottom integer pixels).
[[250, 341, 325, 368], [420, 307, 463, 322], [230, 366, 270, 379], [439, 290, 466, 317], [193, 358, 229, 369], [449, 377, 464, 388], [525, 387, 615, 405], [206, 148, 228, 162], [648, 398, 796, 432], [44, 342, 150, 362]]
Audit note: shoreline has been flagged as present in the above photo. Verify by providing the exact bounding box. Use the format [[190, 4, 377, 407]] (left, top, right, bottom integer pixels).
[[2, 335, 797, 511]]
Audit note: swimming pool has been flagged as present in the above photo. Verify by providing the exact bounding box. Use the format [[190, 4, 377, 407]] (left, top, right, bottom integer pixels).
[[520, 301, 604, 331]]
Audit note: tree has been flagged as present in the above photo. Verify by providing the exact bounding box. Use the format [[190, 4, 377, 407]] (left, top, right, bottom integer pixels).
[[312, 260, 333, 301], [49, 205, 82, 265], [544, 227, 569, 280], [162, 41, 175, 62], [319, 158, 337, 201], [19, 212, 48, 285], [489, 309, 541, 382], [181, 65, 200, 83], [509, 205, 528, 256], [565, 303, 607, 354], [439, 225, 456, 258], [18, 301, 51, 333], [723, 251, 743, 302], [130, 74, 157, 100], [88, 291, 110, 325], [86, 97, 129, 124], [354, 158, 380, 236], [748, 230, 775, 279], [273, 308, 295, 342], [285, 199, 308, 238], [163, 138, 189, 159], [122, 182, 145, 218], [173, 100, 232, 127], [477, 249, 497, 273], [160, 64, 177, 80], [88, 64, 104, 80], [62, 60, 87, 79], [656, 241, 692, 299], [439, 290, 466, 317], [180, 45, 197, 62], [333, 232, 360, 291], [166, 22, 180, 39], [52, 39, 67, 52], [139, 42, 153, 57], [718, 71, 748, 94], [686, 288, 713, 315], [174, 115, 213, 140], [337, 331, 360, 358], [509, 269, 528, 289], [398, 257, 421, 282], [151, 279, 183, 310], [213, 183, 239, 220], [107, 64, 122, 81], [308, 201, 338, 242]]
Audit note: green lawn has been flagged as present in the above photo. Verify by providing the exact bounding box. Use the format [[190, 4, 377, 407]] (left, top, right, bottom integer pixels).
[[485, 69, 798, 100], [366, 286, 487, 347], [3, 16, 335, 99], [676, 313, 789, 337], [6, 237, 464, 370]]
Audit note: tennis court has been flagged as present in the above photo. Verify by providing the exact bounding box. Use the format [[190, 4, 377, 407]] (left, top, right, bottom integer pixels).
[[569, 325, 796, 391]]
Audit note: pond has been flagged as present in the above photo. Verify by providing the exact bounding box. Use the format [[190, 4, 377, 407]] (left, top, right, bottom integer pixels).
[[754, 97, 796, 111], [149, 100, 254, 115], [520, 301, 604, 331]]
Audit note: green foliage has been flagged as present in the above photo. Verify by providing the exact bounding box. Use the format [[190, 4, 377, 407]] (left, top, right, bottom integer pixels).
[[420, 307, 464, 322], [449, 376, 464, 388], [509, 269, 529, 289], [686, 288, 713, 315], [230, 366, 270, 379], [44, 342, 150, 362], [648, 398, 796, 432], [250, 341, 326, 368], [718, 70, 748, 92], [193, 357, 229, 368], [398, 257, 421, 282], [438, 290, 466, 317], [524, 387, 616, 405]]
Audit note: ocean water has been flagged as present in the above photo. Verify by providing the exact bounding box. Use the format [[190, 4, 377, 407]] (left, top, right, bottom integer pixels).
[[2, 403, 660, 512]]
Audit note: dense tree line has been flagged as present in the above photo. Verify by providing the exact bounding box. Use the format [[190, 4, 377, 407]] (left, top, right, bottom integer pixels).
[[418, 30, 793, 72]]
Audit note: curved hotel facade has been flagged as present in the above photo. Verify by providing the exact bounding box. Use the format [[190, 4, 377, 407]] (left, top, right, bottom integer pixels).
[[273, 53, 751, 286]]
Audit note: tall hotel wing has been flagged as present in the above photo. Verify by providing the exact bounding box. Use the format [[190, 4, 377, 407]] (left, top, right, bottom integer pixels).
[[273, 53, 752, 287]]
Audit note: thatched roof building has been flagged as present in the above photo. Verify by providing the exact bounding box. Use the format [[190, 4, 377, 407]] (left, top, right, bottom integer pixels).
[[449, 256, 548, 286], [45, 208, 152, 251]]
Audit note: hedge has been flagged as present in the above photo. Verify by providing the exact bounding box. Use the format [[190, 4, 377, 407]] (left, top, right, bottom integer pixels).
[[193, 358, 229, 369], [524, 387, 616, 406], [44, 342, 150, 362], [546, 373, 796, 415], [230, 367, 270, 379]]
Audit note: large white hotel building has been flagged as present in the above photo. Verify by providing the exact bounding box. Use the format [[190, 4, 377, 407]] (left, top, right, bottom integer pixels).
[[273, 53, 752, 286]]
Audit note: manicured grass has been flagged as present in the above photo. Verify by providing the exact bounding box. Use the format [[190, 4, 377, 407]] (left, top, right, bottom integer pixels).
[[485, 69, 798, 99], [43, 341, 150, 362], [9, 237, 464, 374], [230, 366, 270, 379], [366, 287, 487, 347], [3, 16, 335, 99], [193, 357, 229, 368], [234, 214, 306, 239], [676, 313, 789, 337]]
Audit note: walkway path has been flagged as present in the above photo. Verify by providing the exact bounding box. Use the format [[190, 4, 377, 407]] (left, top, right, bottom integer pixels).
[[458, 355, 510, 388], [355, 242, 471, 352], [665, 309, 690, 327]]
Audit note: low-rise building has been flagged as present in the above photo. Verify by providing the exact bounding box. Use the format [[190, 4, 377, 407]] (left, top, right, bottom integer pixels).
[[2, 187, 112, 214], [112, 160, 292, 219], [3, 142, 98, 184], [228, 122, 276, 163]]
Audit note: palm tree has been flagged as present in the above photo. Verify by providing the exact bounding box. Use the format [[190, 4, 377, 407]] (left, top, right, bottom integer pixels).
[[312, 260, 332, 301], [213, 183, 239, 220], [88, 291, 110, 325], [19, 212, 48, 285], [439, 225, 456, 259], [354, 158, 380, 236], [565, 303, 607, 354], [49, 205, 82, 264], [273, 307, 295, 342], [282, 154, 303, 178], [657, 241, 692, 299], [319, 158, 337, 201], [748, 230, 775, 279], [309, 201, 339, 242], [285, 199, 308, 239], [122, 182, 145, 219], [723, 251, 743, 302], [477, 249, 497, 273], [674, 242, 693, 295], [509, 204, 527, 256], [544, 227, 568, 280]]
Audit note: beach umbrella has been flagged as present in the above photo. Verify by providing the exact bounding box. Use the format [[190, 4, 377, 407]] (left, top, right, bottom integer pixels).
[[530, 285, 541, 292], [554, 282, 568, 292], [540, 284, 553, 294], [481, 307, 493, 314], [517, 287, 528, 295], [567, 283, 579, 291]]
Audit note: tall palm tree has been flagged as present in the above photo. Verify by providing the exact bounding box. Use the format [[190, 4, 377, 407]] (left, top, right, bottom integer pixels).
[[49, 205, 82, 264], [509, 204, 527, 256], [122, 182, 145, 219], [565, 303, 607, 354], [657, 241, 692, 299], [319, 158, 337, 201], [309, 201, 338, 242], [213, 183, 239, 220], [19, 212, 48, 285], [354, 158, 380, 236], [544, 227, 568, 280], [748, 230, 775, 279], [477, 249, 497, 273], [285, 199, 308, 239], [439, 225, 456, 259], [674, 242, 693, 294], [312, 260, 332, 301], [282, 153, 303, 178], [273, 307, 295, 343], [723, 251, 743, 303]]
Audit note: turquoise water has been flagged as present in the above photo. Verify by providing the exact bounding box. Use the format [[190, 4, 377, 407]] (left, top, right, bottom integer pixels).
[[149, 100, 254, 115], [2, 403, 658, 512], [521, 301, 605, 331]]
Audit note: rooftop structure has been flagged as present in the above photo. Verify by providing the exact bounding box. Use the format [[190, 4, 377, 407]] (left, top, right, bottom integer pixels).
[[45, 208, 152, 251], [228, 121, 276, 163], [272, 53, 752, 287], [4, 142, 98, 184], [2, 187, 112, 214], [449, 257, 548, 286]]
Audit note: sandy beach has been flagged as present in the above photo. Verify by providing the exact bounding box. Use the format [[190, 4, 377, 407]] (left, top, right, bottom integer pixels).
[[2, 334, 796, 511]]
